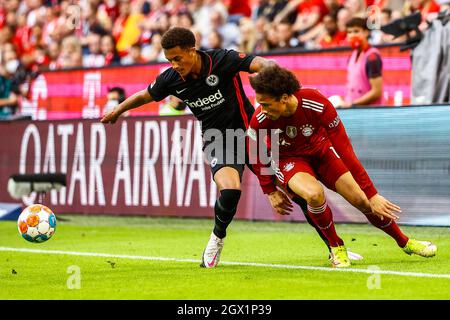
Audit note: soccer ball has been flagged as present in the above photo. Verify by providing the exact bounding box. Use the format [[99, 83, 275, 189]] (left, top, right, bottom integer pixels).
[[17, 204, 57, 243]]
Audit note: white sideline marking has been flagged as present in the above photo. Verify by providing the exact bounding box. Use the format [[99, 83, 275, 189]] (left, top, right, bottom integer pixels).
[[1, 246, 449, 279]]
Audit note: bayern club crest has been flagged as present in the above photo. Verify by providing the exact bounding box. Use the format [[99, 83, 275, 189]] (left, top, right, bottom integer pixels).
[[286, 126, 297, 138], [283, 162, 295, 172], [206, 74, 219, 86], [300, 124, 314, 137]]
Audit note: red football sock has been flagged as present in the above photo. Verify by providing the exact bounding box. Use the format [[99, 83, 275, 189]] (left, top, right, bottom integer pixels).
[[365, 214, 409, 247], [307, 201, 344, 247]]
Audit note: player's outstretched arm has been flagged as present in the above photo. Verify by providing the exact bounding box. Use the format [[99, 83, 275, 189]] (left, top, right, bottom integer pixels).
[[101, 89, 153, 124], [248, 56, 278, 74]]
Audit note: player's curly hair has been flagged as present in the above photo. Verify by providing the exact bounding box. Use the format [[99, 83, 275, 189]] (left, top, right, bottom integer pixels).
[[161, 27, 196, 50], [249, 65, 301, 99]]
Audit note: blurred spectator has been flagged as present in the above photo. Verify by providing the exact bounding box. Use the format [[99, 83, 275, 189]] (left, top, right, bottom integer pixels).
[[26, 0, 46, 27], [195, 0, 228, 47], [406, 0, 441, 29], [324, 0, 341, 16], [381, 8, 393, 25], [41, 5, 65, 44], [391, 9, 404, 20], [151, 11, 171, 35], [6, 0, 450, 118], [103, 86, 127, 115], [225, 0, 252, 23], [344, 0, 367, 18], [58, 35, 82, 69], [338, 17, 384, 108], [113, 0, 145, 55], [165, 0, 187, 16], [3, 44, 29, 91], [142, 33, 166, 62], [98, 0, 120, 24], [385, 0, 405, 11], [57, 1, 83, 40], [138, 0, 167, 44], [159, 95, 189, 116], [288, 0, 329, 32], [263, 24, 281, 51], [112, 0, 131, 42], [83, 32, 106, 67], [275, 19, 300, 49], [121, 42, 146, 65], [0, 26, 15, 54], [101, 34, 121, 65], [80, 2, 109, 41], [169, 10, 180, 26], [4, 0, 445, 71], [256, 0, 291, 23], [314, 13, 347, 48], [177, 10, 195, 29], [1, 1, 20, 27], [190, 27, 206, 50], [31, 44, 50, 71], [290, 0, 331, 46], [14, 14, 33, 57], [186, 0, 203, 22], [0, 43, 29, 117], [208, 9, 240, 50], [0, 55, 20, 118], [238, 18, 257, 54], [0, 61, 19, 118], [207, 29, 224, 49], [47, 40, 61, 70], [438, 0, 450, 11], [253, 15, 272, 52], [369, 8, 401, 44], [337, 7, 352, 34]]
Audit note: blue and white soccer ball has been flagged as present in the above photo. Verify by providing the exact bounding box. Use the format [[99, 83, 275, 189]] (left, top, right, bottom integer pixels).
[[17, 204, 57, 243]]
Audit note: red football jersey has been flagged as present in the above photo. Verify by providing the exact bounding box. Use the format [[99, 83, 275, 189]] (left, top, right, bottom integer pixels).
[[249, 88, 377, 198]]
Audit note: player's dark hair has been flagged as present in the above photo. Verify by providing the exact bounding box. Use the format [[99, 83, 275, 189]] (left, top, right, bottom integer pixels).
[[249, 65, 301, 99], [345, 17, 369, 31], [161, 27, 196, 50]]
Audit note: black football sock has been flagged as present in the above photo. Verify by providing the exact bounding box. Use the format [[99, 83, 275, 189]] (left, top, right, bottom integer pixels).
[[213, 189, 242, 239]]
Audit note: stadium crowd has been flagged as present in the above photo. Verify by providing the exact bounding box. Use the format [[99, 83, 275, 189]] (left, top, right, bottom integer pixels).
[[1, 0, 448, 72], [1, 0, 449, 116]]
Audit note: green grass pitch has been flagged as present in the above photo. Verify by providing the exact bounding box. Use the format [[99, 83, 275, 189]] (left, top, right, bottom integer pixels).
[[0, 215, 449, 300]]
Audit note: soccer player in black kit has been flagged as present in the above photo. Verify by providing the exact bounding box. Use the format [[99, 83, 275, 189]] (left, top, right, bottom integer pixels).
[[101, 27, 362, 267]]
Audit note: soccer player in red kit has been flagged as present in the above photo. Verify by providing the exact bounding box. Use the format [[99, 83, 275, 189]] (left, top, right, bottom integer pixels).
[[248, 65, 437, 268]]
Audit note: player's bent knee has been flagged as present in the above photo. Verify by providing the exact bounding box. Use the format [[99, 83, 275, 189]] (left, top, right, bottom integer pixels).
[[214, 167, 241, 190], [305, 189, 325, 206], [293, 184, 324, 205], [217, 180, 241, 190], [288, 175, 324, 205]]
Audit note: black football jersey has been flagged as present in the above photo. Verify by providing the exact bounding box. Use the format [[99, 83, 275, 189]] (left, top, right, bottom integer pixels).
[[147, 49, 256, 133]]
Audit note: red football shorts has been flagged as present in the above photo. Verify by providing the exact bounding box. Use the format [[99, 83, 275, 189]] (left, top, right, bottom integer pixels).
[[275, 142, 349, 191]]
